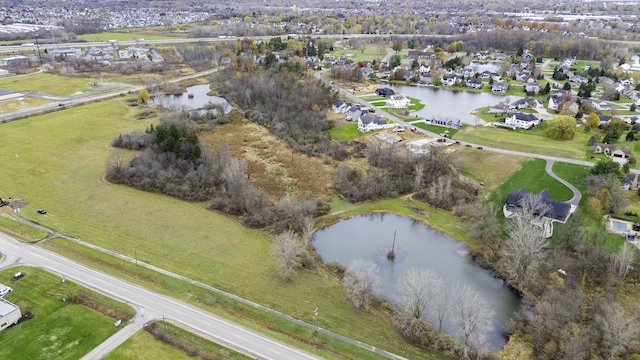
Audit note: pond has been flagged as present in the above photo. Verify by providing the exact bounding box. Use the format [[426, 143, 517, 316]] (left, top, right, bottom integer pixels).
[[386, 83, 523, 125], [150, 84, 232, 114], [312, 213, 520, 349]]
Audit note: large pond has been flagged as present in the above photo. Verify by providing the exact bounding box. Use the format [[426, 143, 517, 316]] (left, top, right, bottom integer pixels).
[[150, 84, 232, 114], [313, 213, 520, 349], [386, 83, 523, 125]]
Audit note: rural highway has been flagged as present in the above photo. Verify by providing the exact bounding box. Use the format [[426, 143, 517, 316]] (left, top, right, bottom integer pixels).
[[0, 231, 320, 360]]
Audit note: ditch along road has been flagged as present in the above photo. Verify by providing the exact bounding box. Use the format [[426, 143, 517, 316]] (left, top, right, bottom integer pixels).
[[0, 216, 408, 360]]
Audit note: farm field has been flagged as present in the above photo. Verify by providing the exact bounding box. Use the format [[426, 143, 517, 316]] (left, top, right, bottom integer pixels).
[[0, 98, 444, 359], [0, 73, 96, 96], [0, 267, 135, 360]]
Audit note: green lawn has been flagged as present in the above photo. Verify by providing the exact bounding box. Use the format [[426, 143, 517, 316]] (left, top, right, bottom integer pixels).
[[330, 46, 388, 62], [0, 215, 48, 242], [104, 322, 252, 360], [408, 97, 425, 111], [551, 162, 591, 206], [454, 124, 596, 160], [0, 267, 134, 360], [328, 123, 361, 141], [0, 97, 443, 359], [489, 159, 575, 205], [0, 73, 95, 96]]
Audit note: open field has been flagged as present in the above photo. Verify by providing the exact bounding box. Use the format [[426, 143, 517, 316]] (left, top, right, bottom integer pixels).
[[0, 266, 135, 360], [0, 73, 95, 96], [0, 215, 48, 242], [454, 124, 596, 160], [330, 46, 388, 62], [104, 321, 252, 360], [328, 123, 361, 142], [0, 97, 444, 359], [455, 147, 527, 196]]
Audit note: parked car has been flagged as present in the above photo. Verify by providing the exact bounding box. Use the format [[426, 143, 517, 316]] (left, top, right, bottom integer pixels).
[[477, 146, 483, 150], [465, 144, 472, 147], [0, 287, 12, 296], [37, 209, 47, 214]]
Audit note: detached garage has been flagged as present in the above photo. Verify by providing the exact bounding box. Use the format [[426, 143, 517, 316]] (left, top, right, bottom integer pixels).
[[0, 298, 21, 331]]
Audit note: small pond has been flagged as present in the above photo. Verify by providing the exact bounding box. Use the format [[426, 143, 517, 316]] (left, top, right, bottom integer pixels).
[[386, 83, 523, 125], [150, 84, 232, 114], [313, 213, 520, 349]]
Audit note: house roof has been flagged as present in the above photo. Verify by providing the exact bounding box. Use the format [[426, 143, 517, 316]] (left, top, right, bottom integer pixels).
[[594, 143, 631, 156], [505, 188, 571, 222], [360, 113, 386, 125], [466, 78, 482, 84], [510, 113, 539, 122]]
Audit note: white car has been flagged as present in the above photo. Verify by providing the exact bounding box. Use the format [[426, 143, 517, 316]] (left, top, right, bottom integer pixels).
[[0, 287, 12, 296]]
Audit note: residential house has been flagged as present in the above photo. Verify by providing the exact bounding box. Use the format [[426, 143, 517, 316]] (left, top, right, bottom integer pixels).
[[429, 116, 462, 128], [386, 94, 411, 109], [358, 113, 393, 132], [583, 99, 612, 111], [548, 95, 564, 111], [457, 67, 475, 78], [592, 143, 631, 163], [407, 50, 435, 60], [332, 100, 351, 113], [473, 51, 489, 59], [525, 80, 541, 93], [419, 74, 434, 85], [570, 75, 588, 84], [481, 70, 501, 81], [505, 112, 540, 129], [418, 65, 431, 74], [492, 53, 506, 61], [376, 70, 391, 79], [625, 116, 639, 125], [375, 87, 395, 97], [466, 78, 483, 89], [345, 106, 363, 121], [503, 188, 572, 238], [491, 82, 509, 93], [510, 98, 542, 110], [441, 75, 458, 86], [516, 71, 531, 82], [598, 115, 612, 127]]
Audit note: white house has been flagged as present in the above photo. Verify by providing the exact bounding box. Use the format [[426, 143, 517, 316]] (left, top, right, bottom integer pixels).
[[0, 298, 21, 332], [505, 113, 540, 129], [525, 80, 541, 93], [385, 94, 411, 109], [466, 78, 483, 89], [358, 113, 393, 132]]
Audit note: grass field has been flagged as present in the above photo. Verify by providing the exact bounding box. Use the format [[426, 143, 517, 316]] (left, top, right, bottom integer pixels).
[[0, 267, 135, 360], [328, 123, 361, 141], [330, 46, 388, 62], [454, 124, 596, 160], [76, 32, 182, 42], [0, 97, 50, 113], [104, 322, 252, 360], [0, 97, 444, 359], [488, 158, 574, 205], [0, 215, 48, 242], [0, 73, 95, 96], [456, 147, 527, 195]]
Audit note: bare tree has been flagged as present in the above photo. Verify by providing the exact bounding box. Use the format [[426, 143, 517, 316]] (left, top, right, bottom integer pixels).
[[221, 157, 248, 213], [501, 193, 551, 289], [453, 285, 494, 359], [394, 268, 438, 341], [271, 230, 305, 281], [613, 242, 636, 279], [343, 259, 380, 309], [413, 163, 424, 192], [301, 216, 315, 247], [596, 302, 640, 360], [467, 202, 502, 258]]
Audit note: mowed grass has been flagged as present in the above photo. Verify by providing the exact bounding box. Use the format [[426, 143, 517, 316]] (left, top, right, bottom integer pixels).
[[76, 32, 182, 42], [455, 147, 527, 195], [0, 98, 442, 359], [0, 214, 48, 242], [330, 46, 388, 62], [328, 123, 361, 141], [0, 97, 50, 113], [0, 73, 94, 96], [104, 322, 252, 360], [0, 267, 134, 360], [454, 124, 594, 160], [489, 158, 574, 205]]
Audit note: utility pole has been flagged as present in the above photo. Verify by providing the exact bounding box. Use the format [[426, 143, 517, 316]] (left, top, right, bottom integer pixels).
[[34, 27, 43, 67]]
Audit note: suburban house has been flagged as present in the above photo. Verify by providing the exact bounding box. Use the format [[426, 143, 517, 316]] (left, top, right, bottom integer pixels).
[[592, 143, 631, 163], [345, 106, 363, 121], [375, 87, 395, 97], [441, 75, 458, 86], [503, 188, 572, 238], [491, 82, 509, 93], [570, 75, 588, 84], [332, 100, 351, 113], [419, 74, 434, 85], [598, 115, 612, 127], [0, 298, 21, 332], [516, 71, 531, 82], [525, 80, 541, 93], [481, 70, 501, 80], [407, 50, 436, 60], [510, 98, 542, 110], [385, 94, 411, 109], [358, 113, 393, 132], [466, 78, 483, 89], [548, 95, 564, 111], [429, 116, 462, 128], [505, 113, 540, 129], [583, 99, 612, 111]]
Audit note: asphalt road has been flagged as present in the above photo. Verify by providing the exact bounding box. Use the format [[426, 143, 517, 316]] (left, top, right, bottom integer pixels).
[[0, 231, 320, 360]]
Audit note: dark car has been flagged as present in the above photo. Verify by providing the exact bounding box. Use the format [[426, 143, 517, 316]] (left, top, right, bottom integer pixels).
[[465, 144, 472, 147], [476, 146, 483, 150], [37, 209, 47, 214]]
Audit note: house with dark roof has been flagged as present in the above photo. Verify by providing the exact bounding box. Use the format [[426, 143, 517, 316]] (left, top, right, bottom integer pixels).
[[466, 78, 483, 89], [491, 82, 509, 93], [375, 87, 395, 97], [505, 113, 540, 129], [503, 188, 573, 237], [358, 113, 393, 132]]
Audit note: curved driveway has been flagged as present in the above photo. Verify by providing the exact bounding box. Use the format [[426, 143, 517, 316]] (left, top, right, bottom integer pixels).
[[545, 160, 582, 206]]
